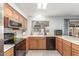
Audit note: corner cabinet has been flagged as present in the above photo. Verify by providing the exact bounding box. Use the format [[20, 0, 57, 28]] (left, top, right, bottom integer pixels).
[[72, 43, 79, 56]]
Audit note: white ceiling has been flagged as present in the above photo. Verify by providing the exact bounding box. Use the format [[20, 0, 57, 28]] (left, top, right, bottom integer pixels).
[[15, 3, 79, 16]]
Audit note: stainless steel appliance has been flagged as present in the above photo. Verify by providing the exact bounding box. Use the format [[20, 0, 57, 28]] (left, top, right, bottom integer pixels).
[[54, 30, 62, 35], [4, 17, 22, 29], [4, 33, 15, 44], [46, 37, 56, 50]]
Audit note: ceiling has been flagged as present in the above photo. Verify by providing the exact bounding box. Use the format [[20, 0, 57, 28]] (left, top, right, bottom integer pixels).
[[15, 3, 79, 16]]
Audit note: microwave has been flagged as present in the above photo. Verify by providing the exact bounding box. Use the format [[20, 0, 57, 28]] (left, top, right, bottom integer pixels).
[[54, 30, 62, 35], [4, 17, 22, 29]]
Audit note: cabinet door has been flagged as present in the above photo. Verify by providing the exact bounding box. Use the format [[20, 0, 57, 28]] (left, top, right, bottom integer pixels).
[[26, 39, 28, 52], [4, 17, 10, 28], [15, 39, 26, 50], [56, 38, 63, 55], [4, 4, 13, 17], [38, 37, 46, 49], [4, 48, 14, 56], [20, 16, 27, 29], [28, 37, 37, 49], [12, 10, 19, 21], [63, 40, 71, 56], [72, 43, 79, 56]]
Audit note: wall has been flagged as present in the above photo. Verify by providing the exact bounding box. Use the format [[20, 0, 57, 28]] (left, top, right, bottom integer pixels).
[[49, 16, 64, 36], [0, 3, 3, 38], [26, 16, 65, 36]]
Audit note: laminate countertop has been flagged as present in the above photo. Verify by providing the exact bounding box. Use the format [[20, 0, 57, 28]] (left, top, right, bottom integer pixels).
[[23, 35, 55, 38], [57, 36, 79, 45], [4, 44, 15, 52]]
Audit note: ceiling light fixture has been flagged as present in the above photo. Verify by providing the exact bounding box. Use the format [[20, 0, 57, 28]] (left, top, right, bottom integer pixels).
[[37, 2, 47, 9], [37, 3, 42, 9], [42, 2, 47, 9]]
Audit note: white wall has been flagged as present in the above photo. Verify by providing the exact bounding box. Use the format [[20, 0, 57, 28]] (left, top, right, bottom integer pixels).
[[26, 16, 65, 36], [49, 16, 64, 36]]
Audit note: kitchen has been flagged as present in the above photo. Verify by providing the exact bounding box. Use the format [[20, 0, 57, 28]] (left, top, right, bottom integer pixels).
[[3, 3, 79, 56]]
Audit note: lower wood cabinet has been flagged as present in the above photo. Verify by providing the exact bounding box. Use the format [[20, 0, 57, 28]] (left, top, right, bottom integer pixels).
[[28, 37, 37, 49], [26, 39, 28, 52], [28, 37, 46, 50], [15, 39, 26, 50], [4, 47, 14, 56], [56, 37, 63, 55], [63, 40, 72, 56], [38, 38, 46, 49], [72, 43, 79, 56]]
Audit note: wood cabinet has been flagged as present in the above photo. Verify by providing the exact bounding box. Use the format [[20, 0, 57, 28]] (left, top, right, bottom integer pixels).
[[28, 37, 37, 49], [38, 37, 46, 49], [56, 37, 63, 55], [72, 43, 79, 56], [19, 16, 27, 29], [63, 40, 72, 56], [4, 4, 13, 17], [26, 39, 28, 52], [4, 3, 27, 30], [12, 10, 19, 21], [4, 47, 14, 56], [28, 37, 46, 50], [15, 39, 26, 50]]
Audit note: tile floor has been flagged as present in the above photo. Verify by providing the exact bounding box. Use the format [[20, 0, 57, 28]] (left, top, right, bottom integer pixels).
[[26, 50, 61, 56]]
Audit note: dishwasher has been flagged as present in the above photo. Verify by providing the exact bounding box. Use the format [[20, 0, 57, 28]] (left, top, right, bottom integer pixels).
[[46, 37, 56, 50]]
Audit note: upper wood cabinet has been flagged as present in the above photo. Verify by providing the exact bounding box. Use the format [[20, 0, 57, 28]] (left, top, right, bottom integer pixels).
[[4, 4, 13, 17], [72, 43, 79, 56], [12, 10, 19, 21], [63, 40, 72, 56], [4, 3, 27, 30], [19, 16, 27, 29]]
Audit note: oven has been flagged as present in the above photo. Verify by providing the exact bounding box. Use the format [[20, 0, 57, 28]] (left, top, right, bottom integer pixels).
[[4, 33, 15, 44]]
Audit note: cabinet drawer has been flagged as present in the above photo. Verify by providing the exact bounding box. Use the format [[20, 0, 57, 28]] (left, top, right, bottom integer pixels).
[[4, 48, 14, 56], [63, 40, 71, 46], [72, 43, 79, 56], [72, 49, 79, 56], [72, 44, 79, 51]]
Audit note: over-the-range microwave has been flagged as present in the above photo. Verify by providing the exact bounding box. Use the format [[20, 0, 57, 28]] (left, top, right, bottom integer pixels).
[[4, 17, 22, 29]]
